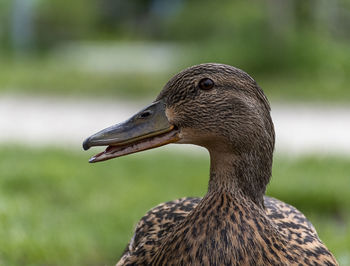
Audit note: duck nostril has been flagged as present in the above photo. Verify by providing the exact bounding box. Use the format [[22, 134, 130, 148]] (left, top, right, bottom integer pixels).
[[140, 111, 152, 118]]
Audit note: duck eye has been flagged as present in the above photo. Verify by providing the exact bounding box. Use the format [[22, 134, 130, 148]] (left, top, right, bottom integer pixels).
[[198, 78, 214, 90]]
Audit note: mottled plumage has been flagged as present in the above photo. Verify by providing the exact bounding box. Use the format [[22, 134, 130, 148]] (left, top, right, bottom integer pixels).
[[84, 63, 338, 265], [118, 195, 336, 265]]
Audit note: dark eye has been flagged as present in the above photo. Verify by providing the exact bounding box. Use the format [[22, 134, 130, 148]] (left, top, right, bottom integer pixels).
[[198, 78, 214, 90]]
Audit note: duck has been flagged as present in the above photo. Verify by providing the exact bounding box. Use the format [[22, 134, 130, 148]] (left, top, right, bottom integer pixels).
[[83, 63, 338, 265]]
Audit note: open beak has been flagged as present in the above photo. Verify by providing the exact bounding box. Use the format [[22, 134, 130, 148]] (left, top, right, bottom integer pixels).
[[82, 100, 180, 163]]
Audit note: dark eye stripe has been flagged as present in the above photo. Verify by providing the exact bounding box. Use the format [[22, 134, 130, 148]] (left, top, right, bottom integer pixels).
[[198, 78, 214, 90]]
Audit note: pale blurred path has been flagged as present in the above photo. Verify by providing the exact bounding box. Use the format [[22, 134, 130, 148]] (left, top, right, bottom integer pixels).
[[1, 94, 349, 155]]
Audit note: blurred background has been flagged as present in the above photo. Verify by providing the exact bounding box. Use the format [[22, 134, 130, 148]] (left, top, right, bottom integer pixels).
[[0, 0, 349, 265]]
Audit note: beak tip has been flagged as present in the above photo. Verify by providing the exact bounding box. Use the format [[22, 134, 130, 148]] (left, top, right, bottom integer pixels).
[[89, 156, 97, 163], [82, 138, 91, 151]]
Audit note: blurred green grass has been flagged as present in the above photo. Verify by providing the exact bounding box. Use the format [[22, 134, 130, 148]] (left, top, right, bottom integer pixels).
[[1, 56, 350, 102], [0, 145, 349, 265], [0, 57, 168, 99]]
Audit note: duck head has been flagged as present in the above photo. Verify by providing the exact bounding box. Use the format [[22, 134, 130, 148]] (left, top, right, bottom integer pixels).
[[83, 63, 275, 206]]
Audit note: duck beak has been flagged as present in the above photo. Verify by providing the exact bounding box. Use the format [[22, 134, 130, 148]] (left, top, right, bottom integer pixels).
[[82, 100, 180, 163]]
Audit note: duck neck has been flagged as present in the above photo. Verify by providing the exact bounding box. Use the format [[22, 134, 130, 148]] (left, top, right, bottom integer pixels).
[[208, 149, 272, 208]]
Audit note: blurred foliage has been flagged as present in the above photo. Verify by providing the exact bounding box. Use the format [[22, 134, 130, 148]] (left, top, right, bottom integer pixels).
[[0, 145, 349, 265], [156, 0, 350, 76], [1, 0, 350, 76], [34, 0, 98, 48]]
